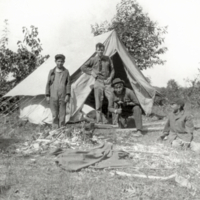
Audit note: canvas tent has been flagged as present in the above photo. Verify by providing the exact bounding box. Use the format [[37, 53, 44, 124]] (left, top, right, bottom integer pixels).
[[4, 30, 157, 124]]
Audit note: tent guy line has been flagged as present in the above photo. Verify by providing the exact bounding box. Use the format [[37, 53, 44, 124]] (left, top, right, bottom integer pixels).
[[3, 97, 25, 117], [0, 96, 15, 109]]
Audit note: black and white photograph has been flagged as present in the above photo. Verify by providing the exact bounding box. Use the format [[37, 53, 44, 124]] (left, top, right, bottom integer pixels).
[[0, 0, 200, 199]]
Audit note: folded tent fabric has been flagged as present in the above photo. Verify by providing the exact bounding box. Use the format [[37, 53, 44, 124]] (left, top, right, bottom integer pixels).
[[56, 142, 131, 171]]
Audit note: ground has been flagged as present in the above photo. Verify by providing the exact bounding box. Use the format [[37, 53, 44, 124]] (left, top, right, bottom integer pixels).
[[0, 111, 200, 200]]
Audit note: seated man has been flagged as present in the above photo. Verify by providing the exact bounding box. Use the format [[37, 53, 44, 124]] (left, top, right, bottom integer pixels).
[[159, 98, 194, 148], [108, 78, 143, 136]]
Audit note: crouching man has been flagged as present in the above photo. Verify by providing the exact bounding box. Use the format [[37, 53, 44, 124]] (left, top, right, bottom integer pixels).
[[45, 54, 71, 129], [108, 78, 143, 136], [159, 99, 194, 148]]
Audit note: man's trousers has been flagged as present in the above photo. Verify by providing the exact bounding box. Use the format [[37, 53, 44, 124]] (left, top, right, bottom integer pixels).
[[94, 80, 112, 123], [113, 105, 142, 130]]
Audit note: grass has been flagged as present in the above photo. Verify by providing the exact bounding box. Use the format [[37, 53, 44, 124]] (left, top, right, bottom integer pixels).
[[0, 110, 200, 199], [1, 153, 199, 200]]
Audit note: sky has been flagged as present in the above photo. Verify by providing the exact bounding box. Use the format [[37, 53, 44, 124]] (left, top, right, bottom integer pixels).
[[0, 0, 200, 87]]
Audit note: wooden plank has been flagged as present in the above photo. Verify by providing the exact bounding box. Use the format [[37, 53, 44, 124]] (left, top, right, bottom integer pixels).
[[115, 127, 164, 133], [94, 122, 200, 131], [95, 124, 118, 129], [143, 121, 166, 126], [94, 121, 166, 129]]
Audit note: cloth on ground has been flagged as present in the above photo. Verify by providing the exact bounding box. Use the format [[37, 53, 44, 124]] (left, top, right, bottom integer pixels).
[[55, 142, 131, 171]]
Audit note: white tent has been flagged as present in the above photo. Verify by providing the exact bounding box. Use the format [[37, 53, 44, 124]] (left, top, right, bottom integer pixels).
[[4, 30, 157, 124]]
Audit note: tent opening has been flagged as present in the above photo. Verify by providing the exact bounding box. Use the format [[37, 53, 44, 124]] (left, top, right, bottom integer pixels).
[[84, 52, 142, 117], [112, 52, 132, 89]]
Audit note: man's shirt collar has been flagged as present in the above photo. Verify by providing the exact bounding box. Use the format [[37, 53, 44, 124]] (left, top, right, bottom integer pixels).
[[96, 55, 105, 61]]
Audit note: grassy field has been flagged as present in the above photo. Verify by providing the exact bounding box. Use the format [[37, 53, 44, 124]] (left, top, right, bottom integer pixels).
[[0, 111, 200, 200]]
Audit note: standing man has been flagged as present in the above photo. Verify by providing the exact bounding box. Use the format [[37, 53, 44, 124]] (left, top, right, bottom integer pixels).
[[81, 43, 115, 124], [108, 78, 143, 136], [46, 54, 71, 129]]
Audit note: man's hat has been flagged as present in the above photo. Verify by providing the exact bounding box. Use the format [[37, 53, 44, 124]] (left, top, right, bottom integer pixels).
[[55, 54, 65, 61], [112, 78, 125, 87]]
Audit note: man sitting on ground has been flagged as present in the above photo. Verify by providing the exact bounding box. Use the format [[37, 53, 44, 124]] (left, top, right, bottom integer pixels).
[[159, 98, 194, 148], [108, 78, 143, 136]]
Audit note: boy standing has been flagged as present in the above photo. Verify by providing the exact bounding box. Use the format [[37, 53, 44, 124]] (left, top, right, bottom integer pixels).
[[46, 54, 71, 128]]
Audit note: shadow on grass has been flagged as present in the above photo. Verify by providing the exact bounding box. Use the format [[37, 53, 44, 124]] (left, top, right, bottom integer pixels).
[[0, 138, 21, 152], [0, 185, 11, 196]]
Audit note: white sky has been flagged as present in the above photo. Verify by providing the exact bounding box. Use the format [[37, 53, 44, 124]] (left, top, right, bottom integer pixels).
[[0, 0, 200, 87]]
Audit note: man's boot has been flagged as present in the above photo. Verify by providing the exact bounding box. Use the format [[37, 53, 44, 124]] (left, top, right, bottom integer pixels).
[[132, 130, 143, 137]]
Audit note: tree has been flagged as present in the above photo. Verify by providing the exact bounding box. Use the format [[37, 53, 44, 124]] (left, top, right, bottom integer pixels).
[[0, 19, 9, 87], [166, 79, 180, 101], [166, 79, 179, 91], [91, 0, 168, 70], [0, 20, 49, 92], [182, 69, 200, 107]]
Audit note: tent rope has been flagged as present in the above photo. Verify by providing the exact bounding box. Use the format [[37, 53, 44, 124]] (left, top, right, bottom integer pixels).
[[0, 96, 6, 102], [0, 96, 25, 116], [4, 96, 36, 117], [2, 97, 45, 135], [0, 96, 15, 110], [0, 96, 37, 124], [17, 96, 37, 111]]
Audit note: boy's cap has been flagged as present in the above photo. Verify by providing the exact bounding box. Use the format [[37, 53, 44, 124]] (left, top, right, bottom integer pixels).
[[55, 54, 65, 60]]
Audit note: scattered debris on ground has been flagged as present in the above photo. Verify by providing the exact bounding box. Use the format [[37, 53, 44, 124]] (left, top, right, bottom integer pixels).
[[14, 122, 98, 155], [0, 117, 200, 199]]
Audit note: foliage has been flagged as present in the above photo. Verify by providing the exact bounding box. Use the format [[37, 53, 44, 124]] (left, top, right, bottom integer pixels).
[[0, 19, 9, 87], [155, 73, 200, 108], [182, 69, 200, 107], [0, 20, 49, 92], [166, 79, 181, 101], [91, 0, 168, 70]]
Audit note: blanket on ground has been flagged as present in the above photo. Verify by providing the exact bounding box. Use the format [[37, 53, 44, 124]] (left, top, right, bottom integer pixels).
[[55, 142, 131, 171]]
